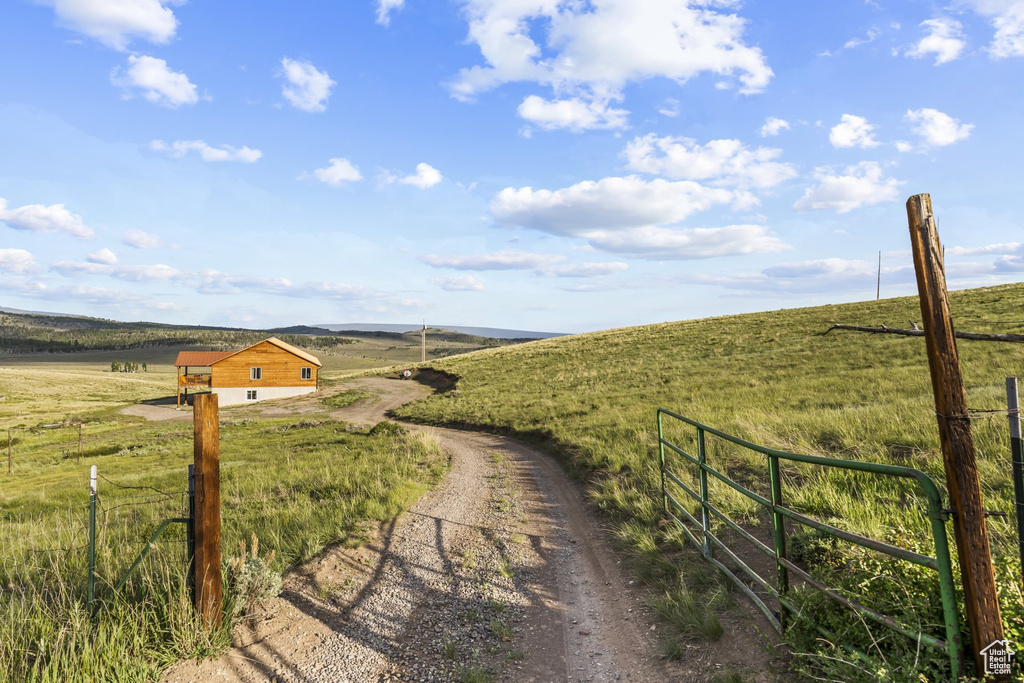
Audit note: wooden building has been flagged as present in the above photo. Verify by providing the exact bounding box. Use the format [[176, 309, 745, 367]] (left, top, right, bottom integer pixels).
[[175, 337, 321, 408]]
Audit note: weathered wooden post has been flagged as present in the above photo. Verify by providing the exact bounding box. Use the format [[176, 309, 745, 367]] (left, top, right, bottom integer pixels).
[[193, 393, 222, 628], [906, 194, 1006, 679]]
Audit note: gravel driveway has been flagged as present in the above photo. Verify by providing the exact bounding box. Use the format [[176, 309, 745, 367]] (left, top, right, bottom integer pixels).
[[163, 377, 771, 682]]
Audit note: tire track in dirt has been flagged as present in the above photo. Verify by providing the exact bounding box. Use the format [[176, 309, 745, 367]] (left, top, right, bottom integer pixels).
[[163, 377, 774, 682]]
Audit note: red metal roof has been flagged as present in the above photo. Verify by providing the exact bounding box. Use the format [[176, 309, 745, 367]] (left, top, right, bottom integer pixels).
[[174, 351, 233, 367]]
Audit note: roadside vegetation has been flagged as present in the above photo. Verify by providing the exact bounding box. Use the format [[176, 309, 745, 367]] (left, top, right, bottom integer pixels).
[[0, 383, 446, 681], [395, 282, 1024, 681]]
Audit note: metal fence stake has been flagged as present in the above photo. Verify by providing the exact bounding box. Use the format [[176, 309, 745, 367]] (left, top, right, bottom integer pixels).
[[1008, 377, 1024, 587], [697, 428, 711, 559], [88, 465, 97, 616]]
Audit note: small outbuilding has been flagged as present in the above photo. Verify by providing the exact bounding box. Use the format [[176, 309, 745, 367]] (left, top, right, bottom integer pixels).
[[175, 337, 321, 408]]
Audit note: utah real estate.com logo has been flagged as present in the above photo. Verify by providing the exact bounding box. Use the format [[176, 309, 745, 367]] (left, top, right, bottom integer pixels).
[[981, 639, 1015, 676]]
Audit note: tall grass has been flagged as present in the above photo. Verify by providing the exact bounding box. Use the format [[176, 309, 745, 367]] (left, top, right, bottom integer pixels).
[[1, 412, 446, 682], [395, 283, 1024, 681]]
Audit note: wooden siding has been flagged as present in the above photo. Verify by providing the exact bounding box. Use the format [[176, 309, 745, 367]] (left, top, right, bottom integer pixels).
[[210, 340, 318, 389]]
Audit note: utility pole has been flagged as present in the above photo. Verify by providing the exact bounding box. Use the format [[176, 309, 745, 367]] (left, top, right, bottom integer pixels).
[[421, 319, 426, 363], [906, 193, 1006, 680], [876, 250, 881, 300]]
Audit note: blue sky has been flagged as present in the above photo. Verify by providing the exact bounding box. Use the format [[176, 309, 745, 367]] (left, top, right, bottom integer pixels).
[[0, 0, 1022, 333]]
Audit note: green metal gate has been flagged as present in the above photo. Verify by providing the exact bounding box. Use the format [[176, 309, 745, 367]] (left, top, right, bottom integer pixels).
[[656, 408, 963, 677]]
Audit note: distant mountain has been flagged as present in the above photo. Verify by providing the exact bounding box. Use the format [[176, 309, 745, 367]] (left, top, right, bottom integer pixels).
[[315, 323, 565, 340]]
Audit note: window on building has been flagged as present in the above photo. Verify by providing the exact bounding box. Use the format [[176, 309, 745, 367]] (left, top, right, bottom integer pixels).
[[246, 390, 257, 401], [301, 367, 312, 380], [250, 367, 262, 380]]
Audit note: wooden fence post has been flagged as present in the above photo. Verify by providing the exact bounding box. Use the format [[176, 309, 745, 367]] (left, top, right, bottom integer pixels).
[[906, 193, 1006, 679], [193, 393, 222, 628]]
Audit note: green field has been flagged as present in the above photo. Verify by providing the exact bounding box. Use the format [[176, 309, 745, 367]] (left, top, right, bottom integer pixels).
[[395, 282, 1024, 681], [0, 343, 447, 681]]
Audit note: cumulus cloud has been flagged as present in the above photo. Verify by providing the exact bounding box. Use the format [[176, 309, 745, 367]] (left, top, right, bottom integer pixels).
[[47, 257, 407, 307], [87, 248, 118, 265], [963, 0, 1024, 58], [422, 250, 564, 271], [450, 0, 772, 129], [541, 262, 629, 277], [760, 117, 790, 137], [907, 18, 966, 64], [905, 108, 973, 147], [683, 257, 914, 295], [280, 58, 335, 112], [150, 139, 262, 163], [794, 162, 904, 213], [491, 176, 752, 236], [0, 280, 146, 305], [41, 0, 180, 51], [518, 95, 629, 132], [307, 158, 363, 185], [376, 0, 404, 26], [422, 250, 628, 276], [0, 198, 94, 238], [392, 163, 443, 189], [0, 249, 41, 274], [111, 55, 199, 107], [122, 228, 174, 249], [623, 134, 797, 189], [431, 275, 485, 291], [829, 114, 880, 149], [580, 225, 787, 260], [946, 241, 1022, 256]]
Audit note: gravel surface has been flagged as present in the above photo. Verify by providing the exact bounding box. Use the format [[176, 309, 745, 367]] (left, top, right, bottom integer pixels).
[[164, 377, 775, 683]]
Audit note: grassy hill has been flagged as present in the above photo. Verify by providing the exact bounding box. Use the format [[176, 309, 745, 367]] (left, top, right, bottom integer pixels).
[[395, 282, 1024, 681]]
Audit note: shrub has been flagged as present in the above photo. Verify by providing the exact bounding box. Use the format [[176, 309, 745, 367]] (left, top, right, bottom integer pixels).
[[226, 533, 282, 620]]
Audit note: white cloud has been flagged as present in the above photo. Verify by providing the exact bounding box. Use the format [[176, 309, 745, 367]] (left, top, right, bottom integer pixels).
[[658, 98, 680, 118], [308, 158, 363, 185], [280, 58, 335, 113], [623, 134, 797, 189], [541, 262, 629, 277], [422, 250, 629, 277], [41, 0, 180, 51], [0, 249, 40, 274], [517, 95, 629, 132], [947, 241, 1022, 255], [491, 176, 751, 236], [431, 275, 485, 291], [829, 114, 880, 149], [421, 250, 563, 271], [907, 18, 966, 64], [580, 225, 787, 260], [683, 257, 915, 295], [0, 198, 94, 238], [794, 162, 904, 214], [760, 117, 790, 137], [963, 0, 1024, 58], [111, 55, 198, 108], [150, 139, 262, 163], [87, 248, 118, 265], [450, 0, 772, 129], [376, 0, 404, 26], [895, 140, 915, 153], [398, 163, 443, 189], [122, 228, 173, 249], [843, 27, 882, 50], [905, 108, 973, 147]]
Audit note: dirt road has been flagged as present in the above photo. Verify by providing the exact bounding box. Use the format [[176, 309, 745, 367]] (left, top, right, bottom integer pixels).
[[164, 378, 771, 682]]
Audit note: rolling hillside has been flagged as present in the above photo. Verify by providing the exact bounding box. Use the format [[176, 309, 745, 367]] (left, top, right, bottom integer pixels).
[[396, 282, 1024, 681]]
